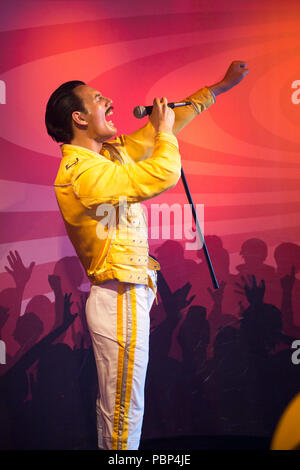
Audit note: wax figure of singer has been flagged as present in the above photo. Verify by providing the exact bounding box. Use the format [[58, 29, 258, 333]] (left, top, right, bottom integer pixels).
[[45, 61, 248, 450]]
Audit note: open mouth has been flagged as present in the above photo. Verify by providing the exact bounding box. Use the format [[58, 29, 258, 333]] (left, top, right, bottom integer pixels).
[[105, 106, 115, 127], [105, 106, 114, 116]]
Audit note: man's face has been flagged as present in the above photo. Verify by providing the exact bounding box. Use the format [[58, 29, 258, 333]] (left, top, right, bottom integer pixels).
[[73, 84, 117, 141]]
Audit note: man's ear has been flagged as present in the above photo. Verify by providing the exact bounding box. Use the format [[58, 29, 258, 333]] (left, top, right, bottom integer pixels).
[[72, 110, 88, 126]]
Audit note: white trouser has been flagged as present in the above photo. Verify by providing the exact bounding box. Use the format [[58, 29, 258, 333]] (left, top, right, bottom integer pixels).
[[85, 268, 157, 450]]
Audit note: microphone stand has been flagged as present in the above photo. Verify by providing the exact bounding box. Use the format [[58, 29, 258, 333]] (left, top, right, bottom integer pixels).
[[133, 101, 219, 288], [181, 168, 219, 289]]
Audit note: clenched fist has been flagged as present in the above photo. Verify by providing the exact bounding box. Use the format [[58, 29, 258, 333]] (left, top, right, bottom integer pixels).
[[222, 61, 249, 90], [149, 97, 175, 135], [208, 60, 249, 97]]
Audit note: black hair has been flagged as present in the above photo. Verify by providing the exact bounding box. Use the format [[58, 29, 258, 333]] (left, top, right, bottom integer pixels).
[[45, 80, 86, 143]]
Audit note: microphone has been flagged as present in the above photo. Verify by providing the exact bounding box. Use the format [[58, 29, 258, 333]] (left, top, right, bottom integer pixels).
[[133, 101, 192, 119]]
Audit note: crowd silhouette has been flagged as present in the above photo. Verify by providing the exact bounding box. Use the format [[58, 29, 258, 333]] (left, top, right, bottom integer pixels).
[[0, 237, 299, 449]]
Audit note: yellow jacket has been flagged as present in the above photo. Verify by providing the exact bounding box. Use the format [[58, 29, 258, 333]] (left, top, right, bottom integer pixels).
[[53, 87, 215, 292]]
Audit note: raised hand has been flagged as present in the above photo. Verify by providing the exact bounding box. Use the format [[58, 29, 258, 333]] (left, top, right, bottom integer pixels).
[[208, 280, 226, 306], [208, 61, 249, 97], [149, 96, 175, 134], [171, 282, 195, 312], [4, 250, 35, 287], [280, 265, 296, 293], [63, 292, 78, 326], [221, 61, 249, 91], [235, 274, 265, 306]]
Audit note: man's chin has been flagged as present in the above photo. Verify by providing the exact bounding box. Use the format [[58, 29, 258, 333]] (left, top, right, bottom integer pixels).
[[108, 127, 117, 140], [99, 127, 117, 141]]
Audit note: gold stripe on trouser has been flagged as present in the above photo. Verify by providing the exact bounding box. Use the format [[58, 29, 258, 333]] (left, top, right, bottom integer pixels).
[[112, 283, 137, 450]]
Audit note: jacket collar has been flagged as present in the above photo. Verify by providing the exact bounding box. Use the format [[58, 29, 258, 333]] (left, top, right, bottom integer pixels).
[[60, 143, 109, 160]]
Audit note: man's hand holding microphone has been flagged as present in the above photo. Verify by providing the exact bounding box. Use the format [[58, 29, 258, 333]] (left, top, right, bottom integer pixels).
[[149, 96, 175, 135]]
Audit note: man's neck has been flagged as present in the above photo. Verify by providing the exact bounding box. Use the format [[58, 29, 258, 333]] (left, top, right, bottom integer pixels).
[[69, 136, 103, 154]]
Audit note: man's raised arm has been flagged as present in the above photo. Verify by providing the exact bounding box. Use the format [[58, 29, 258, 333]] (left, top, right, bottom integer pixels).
[[112, 61, 249, 162]]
